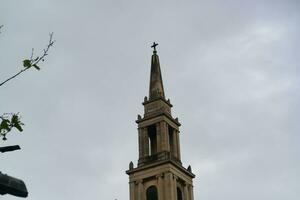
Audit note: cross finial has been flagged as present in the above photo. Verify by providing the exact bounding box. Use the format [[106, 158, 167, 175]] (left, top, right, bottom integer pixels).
[[151, 42, 158, 53]]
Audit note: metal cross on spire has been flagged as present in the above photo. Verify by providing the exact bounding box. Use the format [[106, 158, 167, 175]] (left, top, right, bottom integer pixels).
[[151, 42, 158, 53]]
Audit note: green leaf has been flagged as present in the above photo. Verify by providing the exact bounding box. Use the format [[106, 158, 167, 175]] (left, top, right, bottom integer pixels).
[[33, 64, 40, 70], [10, 114, 24, 132], [11, 114, 19, 124], [0, 119, 10, 132], [14, 123, 23, 132], [23, 59, 32, 68]]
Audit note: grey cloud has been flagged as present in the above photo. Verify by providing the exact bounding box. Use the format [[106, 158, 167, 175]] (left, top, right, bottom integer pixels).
[[1, 0, 299, 200]]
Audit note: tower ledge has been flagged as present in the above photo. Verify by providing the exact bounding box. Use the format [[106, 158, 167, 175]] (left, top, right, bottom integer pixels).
[[126, 159, 195, 179], [143, 97, 173, 107], [136, 112, 181, 127]]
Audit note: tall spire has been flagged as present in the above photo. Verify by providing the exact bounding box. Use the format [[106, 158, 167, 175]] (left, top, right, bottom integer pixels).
[[127, 43, 195, 200], [149, 42, 165, 100]]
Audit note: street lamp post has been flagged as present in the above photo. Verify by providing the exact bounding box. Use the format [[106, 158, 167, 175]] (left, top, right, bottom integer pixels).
[[0, 145, 28, 198]]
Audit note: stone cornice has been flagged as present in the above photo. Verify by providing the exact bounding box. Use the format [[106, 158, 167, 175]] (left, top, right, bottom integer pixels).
[[136, 112, 181, 127], [142, 97, 173, 107], [126, 159, 195, 179]]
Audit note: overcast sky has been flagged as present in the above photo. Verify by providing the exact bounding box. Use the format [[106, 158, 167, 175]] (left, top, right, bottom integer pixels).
[[1, 0, 299, 199]]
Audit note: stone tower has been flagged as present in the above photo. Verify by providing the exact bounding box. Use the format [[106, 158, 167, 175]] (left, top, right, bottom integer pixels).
[[126, 43, 195, 200]]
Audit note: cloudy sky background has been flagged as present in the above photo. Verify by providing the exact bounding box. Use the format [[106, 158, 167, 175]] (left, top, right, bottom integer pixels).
[[1, 0, 299, 199]]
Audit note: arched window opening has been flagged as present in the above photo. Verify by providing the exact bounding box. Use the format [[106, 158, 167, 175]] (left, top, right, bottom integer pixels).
[[148, 125, 157, 156], [177, 187, 183, 200], [146, 185, 158, 200]]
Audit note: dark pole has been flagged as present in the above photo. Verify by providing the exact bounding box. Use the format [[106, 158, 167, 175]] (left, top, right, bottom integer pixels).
[[0, 145, 21, 153], [1, 145, 28, 198]]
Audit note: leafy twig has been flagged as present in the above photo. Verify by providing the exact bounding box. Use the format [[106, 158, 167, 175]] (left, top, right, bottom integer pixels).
[[0, 113, 24, 140], [0, 32, 55, 87]]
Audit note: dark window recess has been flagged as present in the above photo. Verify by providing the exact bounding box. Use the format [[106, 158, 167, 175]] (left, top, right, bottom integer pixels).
[[177, 187, 183, 200], [146, 185, 158, 200], [148, 125, 157, 155]]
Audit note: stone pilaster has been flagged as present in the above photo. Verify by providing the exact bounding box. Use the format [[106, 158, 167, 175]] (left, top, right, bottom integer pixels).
[[189, 185, 194, 200], [172, 129, 178, 158], [164, 172, 175, 200], [161, 121, 170, 152], [142, 128, 149, 157], [156, 123, 161, 152], [137, 180, 144, 200], [129, 181, 136, 200], [175, 130, 181, 160], [156, 174, 164, 200], [173, 175, 178, 200], [138, 128, 143, 159], [184, 183, 190, 200]]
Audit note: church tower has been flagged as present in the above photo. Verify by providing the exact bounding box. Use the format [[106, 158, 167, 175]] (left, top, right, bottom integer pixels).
[[126, 43, 195, 200]]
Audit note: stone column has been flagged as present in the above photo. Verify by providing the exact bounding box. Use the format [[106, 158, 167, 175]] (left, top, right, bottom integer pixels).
[[129, 181, 136, 200], [175, 130, 181, 160], [189, 185, 194, 200], [156, 123, 161, 152], [161, 121, 169, 152], [138, 128, 143, 159], [172, 129, 178, 158], [184, 183, 189, 200], [137, 180, 144, 200], [173, 175, 178, 200], [142, 128, 149, 157], [156, 174, 163, 200], [164, 172, 175, 200]]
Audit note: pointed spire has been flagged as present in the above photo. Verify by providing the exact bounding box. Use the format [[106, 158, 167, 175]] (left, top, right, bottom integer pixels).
[[149, 42, 165, 100]]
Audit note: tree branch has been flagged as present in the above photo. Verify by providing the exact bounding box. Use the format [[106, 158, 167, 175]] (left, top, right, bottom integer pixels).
[[0, 32, 55, 87]]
